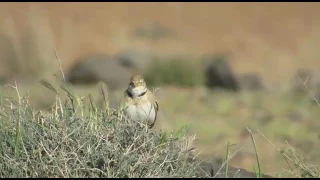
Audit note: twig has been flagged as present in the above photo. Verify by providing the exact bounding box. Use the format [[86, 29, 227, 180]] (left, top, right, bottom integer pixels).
[[54, 46, 66, 83], [256, 129, 318, 177], [296, 73, 320, 106], [213, 146, 245, 178], [246, 127, 262, 178], [256, 129, 294, 164]]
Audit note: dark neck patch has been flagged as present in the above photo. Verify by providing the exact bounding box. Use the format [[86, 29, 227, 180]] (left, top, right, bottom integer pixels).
[[127, 89, 147, 98]]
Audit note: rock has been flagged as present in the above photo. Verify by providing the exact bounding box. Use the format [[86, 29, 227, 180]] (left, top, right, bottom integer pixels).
[[115, 49, 154, 73], [237, 73, 264, 91], [187, 148, 273, 178], [65, 54, 132, 91], [201, 54, 239, 91], [188, 157, 274, 178]]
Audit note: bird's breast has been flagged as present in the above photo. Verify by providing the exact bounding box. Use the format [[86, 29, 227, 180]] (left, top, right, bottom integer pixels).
[[124, 101, 156, 124]]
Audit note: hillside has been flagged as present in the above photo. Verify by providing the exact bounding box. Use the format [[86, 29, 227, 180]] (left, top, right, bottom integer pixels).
[[0, 2, 319, 85]]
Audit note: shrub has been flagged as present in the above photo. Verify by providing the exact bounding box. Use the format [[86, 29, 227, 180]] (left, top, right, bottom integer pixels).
[[143, 56, 203, 87], [0, 82, 203, 178]]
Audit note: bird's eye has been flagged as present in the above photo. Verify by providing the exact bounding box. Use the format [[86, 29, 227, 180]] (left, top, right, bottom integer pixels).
[[129, 82, 134, 86]]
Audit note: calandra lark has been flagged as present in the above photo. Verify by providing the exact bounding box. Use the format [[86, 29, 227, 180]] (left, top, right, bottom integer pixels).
[[119, 74, 159, 128]]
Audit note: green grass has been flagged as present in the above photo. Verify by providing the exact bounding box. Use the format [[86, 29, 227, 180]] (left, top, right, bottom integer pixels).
[[143, 56, 203, 87]]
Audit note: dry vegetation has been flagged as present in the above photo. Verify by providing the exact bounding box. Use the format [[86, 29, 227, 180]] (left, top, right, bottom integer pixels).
[[0, 76, 319, 178], [0, 2, 320, 178], [0, 82, 203, 178]]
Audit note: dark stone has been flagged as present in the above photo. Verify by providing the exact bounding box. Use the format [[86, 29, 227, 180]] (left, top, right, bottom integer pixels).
[[65, 54, 132, 91], [201, 54, 239, 91], [187, 156, 274, 178]]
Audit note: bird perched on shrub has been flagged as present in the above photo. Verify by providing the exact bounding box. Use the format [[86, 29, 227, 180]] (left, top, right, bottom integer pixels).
[[119, 74, 159, 129]]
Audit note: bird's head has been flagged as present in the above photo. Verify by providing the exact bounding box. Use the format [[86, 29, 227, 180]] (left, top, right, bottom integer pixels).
[[127, 74, 147, 98]]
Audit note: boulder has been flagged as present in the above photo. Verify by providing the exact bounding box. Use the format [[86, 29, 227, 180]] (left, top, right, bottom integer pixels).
[[201, 54, 239, 91], [187, 157, 273, 178], [65, 54, 132, 91]]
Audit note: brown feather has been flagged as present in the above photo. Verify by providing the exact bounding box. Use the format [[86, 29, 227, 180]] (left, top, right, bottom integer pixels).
[[149, 100, 159, 129]]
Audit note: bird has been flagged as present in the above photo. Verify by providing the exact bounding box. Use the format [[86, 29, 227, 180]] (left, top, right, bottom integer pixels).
[[119, 74, 159, 129]]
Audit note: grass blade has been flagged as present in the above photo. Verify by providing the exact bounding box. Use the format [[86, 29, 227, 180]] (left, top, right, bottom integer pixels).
[[175, 123, 191, 140], [88, 93, 97, 114], [39, 79, 58, 95]]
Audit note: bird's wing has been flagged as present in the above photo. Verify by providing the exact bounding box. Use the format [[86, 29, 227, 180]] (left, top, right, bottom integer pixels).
[[154, 98, 159, 115], [147, 90, 159, 129]]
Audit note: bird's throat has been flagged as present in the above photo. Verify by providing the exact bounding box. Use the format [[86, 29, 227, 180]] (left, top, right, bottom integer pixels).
[[127, 89, 147, 99]]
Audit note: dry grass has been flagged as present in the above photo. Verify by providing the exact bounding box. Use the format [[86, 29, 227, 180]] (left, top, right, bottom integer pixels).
[[0, 80, 205, 178], [0, 2, 319, 178], [1, 80, 319, 178]]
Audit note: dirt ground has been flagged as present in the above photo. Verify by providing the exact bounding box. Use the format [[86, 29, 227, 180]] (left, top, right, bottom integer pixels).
[[0, 2, 320, 85]]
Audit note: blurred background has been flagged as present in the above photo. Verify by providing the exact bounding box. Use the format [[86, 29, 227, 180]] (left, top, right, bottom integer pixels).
[[0, 2, 320, 176]]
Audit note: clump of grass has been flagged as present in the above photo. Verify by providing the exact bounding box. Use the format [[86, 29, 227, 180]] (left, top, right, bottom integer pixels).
[[143, 56, 203, 87], [246, 128, 263, 178], [0, 81, 206, 178], [223, 141, 231, 178], [256, 129, 320, 178]]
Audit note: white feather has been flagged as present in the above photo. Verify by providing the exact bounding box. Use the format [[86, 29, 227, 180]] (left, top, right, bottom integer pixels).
[[124, 101, 156, 126], [128, 86, 147, 98]]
